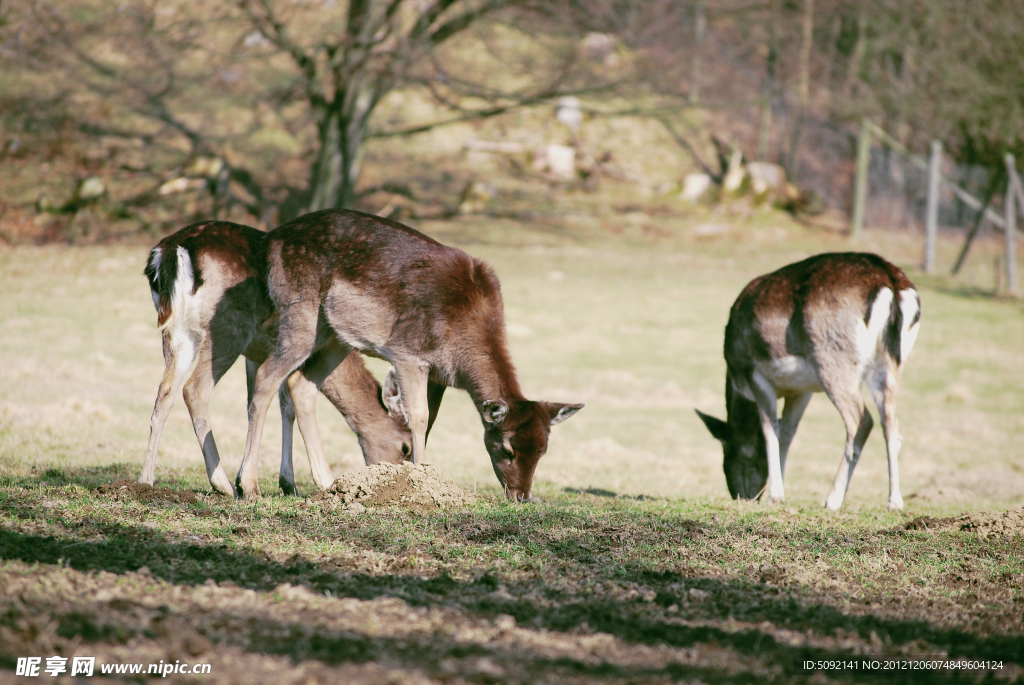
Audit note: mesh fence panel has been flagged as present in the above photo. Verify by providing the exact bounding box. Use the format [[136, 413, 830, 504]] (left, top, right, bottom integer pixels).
[[864, 145, 993, 232]]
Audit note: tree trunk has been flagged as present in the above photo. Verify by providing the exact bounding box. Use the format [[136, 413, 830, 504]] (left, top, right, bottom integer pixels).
[[786, 0, 814, 176], [307, 84, 378, 212]]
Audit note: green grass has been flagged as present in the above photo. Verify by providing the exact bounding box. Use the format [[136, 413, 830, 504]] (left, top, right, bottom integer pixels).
[[0, 465, 1021, 683], [1, 213, 1023, 682]]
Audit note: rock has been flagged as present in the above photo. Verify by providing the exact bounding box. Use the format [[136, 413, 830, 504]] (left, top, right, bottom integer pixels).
[[680, 173, 712, 202], [188, 157, 225, 178], [556, 96, 583, 132], [746, 162, 785, 195], [746, 162, 801, 204], [159, 177, 207, 195], [722, 149, 745, 194], [533, 144, 576, 180], [76, 176, 106, 202]]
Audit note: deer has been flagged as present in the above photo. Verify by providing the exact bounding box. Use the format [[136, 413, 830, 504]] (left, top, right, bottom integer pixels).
[[695, 253, 921, 510], [140, 220, 413, 497], [233, 209, 585, 501]]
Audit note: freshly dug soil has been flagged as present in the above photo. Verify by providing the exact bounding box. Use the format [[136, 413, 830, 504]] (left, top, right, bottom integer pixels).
[[903, 507, 1024, 537], [314, 463, 476, 512], [96, 479, 200, 504]]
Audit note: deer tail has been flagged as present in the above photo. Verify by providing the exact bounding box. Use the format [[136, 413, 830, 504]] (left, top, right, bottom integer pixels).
[[883, 284, 922, 371], [144, 244, 197, 330]]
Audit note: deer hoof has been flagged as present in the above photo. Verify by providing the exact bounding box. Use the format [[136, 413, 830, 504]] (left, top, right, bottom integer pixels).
[[235, 478, 260, 499], [887, 496, 904, 511], [279, 476, 297, 497], [210, 470, 234, 497]]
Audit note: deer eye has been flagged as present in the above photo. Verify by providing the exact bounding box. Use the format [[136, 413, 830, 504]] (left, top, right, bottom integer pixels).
[[401, 443, 411, 458]]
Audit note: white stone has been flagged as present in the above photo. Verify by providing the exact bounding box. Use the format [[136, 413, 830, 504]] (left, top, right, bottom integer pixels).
[[681, 173, 711, 202]]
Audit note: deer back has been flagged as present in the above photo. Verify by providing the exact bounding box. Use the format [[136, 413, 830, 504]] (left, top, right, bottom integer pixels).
[[267, 210, 520, 398], [723, 252, 920, 395]]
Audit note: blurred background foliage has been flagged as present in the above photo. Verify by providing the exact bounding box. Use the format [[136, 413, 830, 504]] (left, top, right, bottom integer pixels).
[[0, 0, 1022, 242]]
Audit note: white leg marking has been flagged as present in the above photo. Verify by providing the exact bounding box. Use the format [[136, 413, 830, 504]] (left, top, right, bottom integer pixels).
[[750, 370, 784, 503]]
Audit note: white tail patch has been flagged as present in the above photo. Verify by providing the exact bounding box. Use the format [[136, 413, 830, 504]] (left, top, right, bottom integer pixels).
[[148, 246, 163, 309], [164, 247, 200, 386], [148, 246, 163, 276], [159, 246, 196, 332], [898, 289, 921, 369]]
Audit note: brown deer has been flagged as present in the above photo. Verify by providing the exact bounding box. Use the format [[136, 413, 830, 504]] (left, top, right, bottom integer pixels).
[[695, 253, 921, 510], [140, 221, 412, 496], [234, 209, 584, 500]]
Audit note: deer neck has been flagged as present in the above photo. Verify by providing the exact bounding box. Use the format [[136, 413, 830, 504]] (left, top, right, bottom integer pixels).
[[450, 329, 524, 411]]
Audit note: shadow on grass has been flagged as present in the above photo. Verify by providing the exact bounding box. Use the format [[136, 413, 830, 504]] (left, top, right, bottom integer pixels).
[[0, 513, 1021, 684], [562, 487, 659, 501], [0, 463, 207, 491]]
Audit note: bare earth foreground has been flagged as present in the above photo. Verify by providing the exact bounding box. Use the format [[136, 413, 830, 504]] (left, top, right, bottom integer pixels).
[[1, 223, 1023, 683], [0, 464, 1022, 684]]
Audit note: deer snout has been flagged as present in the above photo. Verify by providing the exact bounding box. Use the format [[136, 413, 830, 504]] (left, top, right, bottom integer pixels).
[[503, 487, 532, 503]]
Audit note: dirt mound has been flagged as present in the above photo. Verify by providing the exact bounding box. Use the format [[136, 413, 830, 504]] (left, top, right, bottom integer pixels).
[[903, 507, 1024, 537], [314, 463, 476, 512], [95, 479, 199, 504]]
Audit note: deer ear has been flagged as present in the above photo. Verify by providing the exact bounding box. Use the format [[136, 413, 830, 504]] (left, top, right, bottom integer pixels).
[[695, 408, 730, 443], [381, 369, 407, 421], [548, 402, 585, 426], [481, 400, 508, 426]]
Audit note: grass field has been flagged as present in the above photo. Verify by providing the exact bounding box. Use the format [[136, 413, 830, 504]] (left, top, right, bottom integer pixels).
[[1, 210, 1023, 683]]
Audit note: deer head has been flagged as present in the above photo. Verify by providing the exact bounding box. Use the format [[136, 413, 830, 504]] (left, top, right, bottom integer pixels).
[[482, 399, 584, 501]]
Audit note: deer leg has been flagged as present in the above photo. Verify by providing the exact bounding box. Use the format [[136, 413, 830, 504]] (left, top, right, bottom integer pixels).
[[778, 392, 813, 478], [181, 341, 234, 497], [278, 382, 298, 495], [140, 331, 196, 486], [426, 380, 446, 443], [821, 382, 872, 511], [748, 371, 784, 503], [245, 358, 258, 406], [870, 368, 904, 510], [392, 357, 431, 464], [236, 319, 319, 499], [285, 341, 353, 493]]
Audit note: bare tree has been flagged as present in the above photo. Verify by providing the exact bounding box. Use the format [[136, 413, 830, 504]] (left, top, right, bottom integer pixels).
[[236, 0, 625, 212]]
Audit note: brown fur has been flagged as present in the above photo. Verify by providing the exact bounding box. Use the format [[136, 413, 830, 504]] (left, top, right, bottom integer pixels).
[[140, 221, 412, 497], [697, 252, 921, 510], [235, 210, 584, 501]]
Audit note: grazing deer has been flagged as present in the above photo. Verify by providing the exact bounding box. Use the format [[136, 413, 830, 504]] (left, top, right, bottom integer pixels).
[[695, 253, 921, 510], [235, 209, 585, 500], [140, 221, 412, 496]]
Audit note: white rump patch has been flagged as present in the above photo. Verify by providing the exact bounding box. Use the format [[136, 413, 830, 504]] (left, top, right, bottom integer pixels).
[[856, 286, 893, 378]]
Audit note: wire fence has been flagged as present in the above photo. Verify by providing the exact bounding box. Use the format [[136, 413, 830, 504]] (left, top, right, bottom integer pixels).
[[864, 145, 993, 233], [851, 120, 1022, 294]]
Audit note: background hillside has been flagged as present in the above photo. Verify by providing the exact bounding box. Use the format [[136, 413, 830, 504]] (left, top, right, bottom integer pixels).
[[2, 0, 1023, 245]]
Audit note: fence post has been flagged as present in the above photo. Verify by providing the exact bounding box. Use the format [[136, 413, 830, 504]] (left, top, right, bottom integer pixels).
[[924, 139, 942, 273], [1005, 153, 1018, 295], [851, 119, 870, 239]]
